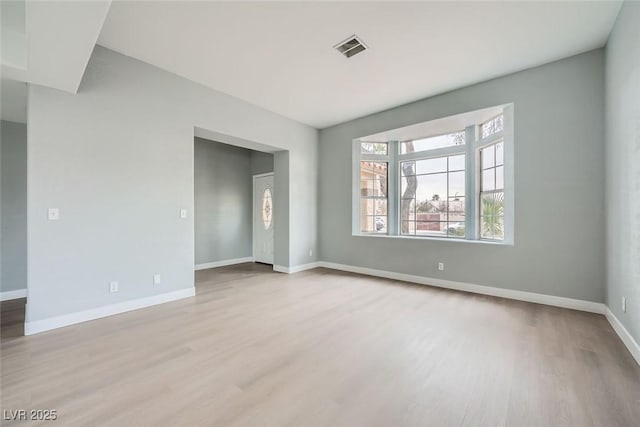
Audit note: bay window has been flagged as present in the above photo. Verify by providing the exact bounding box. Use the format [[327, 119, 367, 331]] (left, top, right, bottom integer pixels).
[[352, 105, 514, 243]]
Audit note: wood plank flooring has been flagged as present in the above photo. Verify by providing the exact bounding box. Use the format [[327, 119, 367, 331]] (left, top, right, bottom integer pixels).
[[1, 264, 639, 426]]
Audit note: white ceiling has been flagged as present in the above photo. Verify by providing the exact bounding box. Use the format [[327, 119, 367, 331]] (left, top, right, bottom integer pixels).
[[360, 104, 505, 143], [1, 0, 111, 94], [103, 2, 618, 128]]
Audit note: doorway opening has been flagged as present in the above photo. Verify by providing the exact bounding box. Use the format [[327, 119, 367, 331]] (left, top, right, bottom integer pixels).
[[253, 173, 274, 265], [193, 130, 284, 276]]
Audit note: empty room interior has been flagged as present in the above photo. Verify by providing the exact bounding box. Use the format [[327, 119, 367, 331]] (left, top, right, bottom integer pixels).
[[1, 1, 639, 425]]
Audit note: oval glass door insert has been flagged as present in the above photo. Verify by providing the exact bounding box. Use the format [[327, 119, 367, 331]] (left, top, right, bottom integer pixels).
[[262, 188, 273, 230]]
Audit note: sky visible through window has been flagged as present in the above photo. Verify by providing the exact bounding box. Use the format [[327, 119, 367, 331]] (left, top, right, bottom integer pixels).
[[401, 131, 464, 154]]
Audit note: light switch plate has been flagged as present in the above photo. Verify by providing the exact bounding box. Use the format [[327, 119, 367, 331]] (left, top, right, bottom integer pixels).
[[48, 208, 60, 221], [153, 274, 161, 285], [180, 209, 187, 219]]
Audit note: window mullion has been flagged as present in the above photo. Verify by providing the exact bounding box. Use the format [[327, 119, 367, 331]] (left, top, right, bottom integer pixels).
[[477, 131, 503, 148], [503, 105, 514, 244], [397, 145, 465, 161], [352, 141, 361, 234], [465, 125, 477, 240], [388, 141, 399, 236]]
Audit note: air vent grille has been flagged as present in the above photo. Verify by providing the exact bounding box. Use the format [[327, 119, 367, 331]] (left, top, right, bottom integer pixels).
[[334, 35, 367, 58]]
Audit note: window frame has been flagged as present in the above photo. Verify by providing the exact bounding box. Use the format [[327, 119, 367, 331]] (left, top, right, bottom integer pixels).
[[352, 105, 514, 245], [359, 160, 389, 234], [354, 142, 393, 235], [398, 144, 467, 239]]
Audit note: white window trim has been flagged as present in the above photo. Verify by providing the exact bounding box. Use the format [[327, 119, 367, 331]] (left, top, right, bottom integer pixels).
[[352, 104, 514, 245]]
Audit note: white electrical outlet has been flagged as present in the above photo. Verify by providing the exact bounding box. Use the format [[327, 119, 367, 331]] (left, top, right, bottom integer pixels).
[[109, 281, 119, 293], [47, 208, 60, 221], [180, 209, 187, 219], [438, 262, 445, 271], [153, 274, 161, 285], [622, 296, 627, 313], [309, 249, 313, 257]]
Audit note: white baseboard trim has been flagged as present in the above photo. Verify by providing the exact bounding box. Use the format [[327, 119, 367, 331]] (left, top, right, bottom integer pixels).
[[605, 307, 640, 366], [24, 287, 196, 336], [195, 257, 254, 271], [0, 288, 27, 301], [318, 261, 605, 314], [273, 262, 320, 274]]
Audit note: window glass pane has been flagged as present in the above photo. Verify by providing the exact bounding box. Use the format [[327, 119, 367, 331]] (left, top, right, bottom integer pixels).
[[262, 188, 273, 230], [401, 160, 416, 177], [400, 153, 466, 238], [481, 191, 504, 240], [449, 203, 465, 221], [403, 172, 444, 210], [401, 177, 409, 196], [482, 168, 495, 191], [360, 180, 372, 196], [360, 142, 387, 155], [416, 157, 447, 175], [360, 161, 387, 233], [360, 199, 373, 216], [481, 145, 495, 169], [415, 198, 436, 214], [361, 215, 374, 233], [415, 221, 447, 236], [449, 171, 465, 199], [495, 166, 504, 190], [361, 201, 387, 233], [361, 161, 388, 175], [400, 199, 416, 222], [449, 154, 465, 171], [481, 115, 504, 138], [495, 141, 504, 166], [416, 215, 445, 230], [416, 173, 448, 203], [374, 199, 388, 216], [446, 220, 465, 237], [448, 196, 465, 212], [373, 216, 387, 232], [400, 131, 465, 154], [360, 161, 387, 196], [401, 220, 416, 235], [374, 179, 386, 197]]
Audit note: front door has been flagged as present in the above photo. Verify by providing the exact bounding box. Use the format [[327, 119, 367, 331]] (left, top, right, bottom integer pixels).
[[253, 174, 274, 264]]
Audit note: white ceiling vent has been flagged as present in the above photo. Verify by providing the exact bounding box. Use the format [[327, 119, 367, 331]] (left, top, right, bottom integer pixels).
[[334, 35, 367, 58]]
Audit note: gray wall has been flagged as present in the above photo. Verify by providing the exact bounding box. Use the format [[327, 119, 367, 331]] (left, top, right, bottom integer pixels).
[[194, 138, 252, 265], [1, 120, 27, 292], [26, 46, 317, 323], [251, 150, 274, 175], [274, 151, 290, 266], [319, 49, 606, 303], [606, 2, 640, 341]]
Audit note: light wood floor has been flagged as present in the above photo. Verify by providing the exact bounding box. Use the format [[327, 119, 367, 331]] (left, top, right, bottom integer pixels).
[[1, 264, 639, 426]]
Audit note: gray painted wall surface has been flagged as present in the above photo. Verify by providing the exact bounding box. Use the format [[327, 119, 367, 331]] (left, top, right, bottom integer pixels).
[[274, 151, 290, 266], [606, 2, 640, 341], [319, 49, 606, 302], [194, 138, 252, 265], [251, 151, 274, 175], [27, 46, 317, 322], [1, 120, 27, 292]]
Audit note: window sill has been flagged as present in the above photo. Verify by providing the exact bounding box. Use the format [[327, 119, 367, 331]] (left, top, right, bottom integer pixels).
[[352, 233, 513, 246]]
